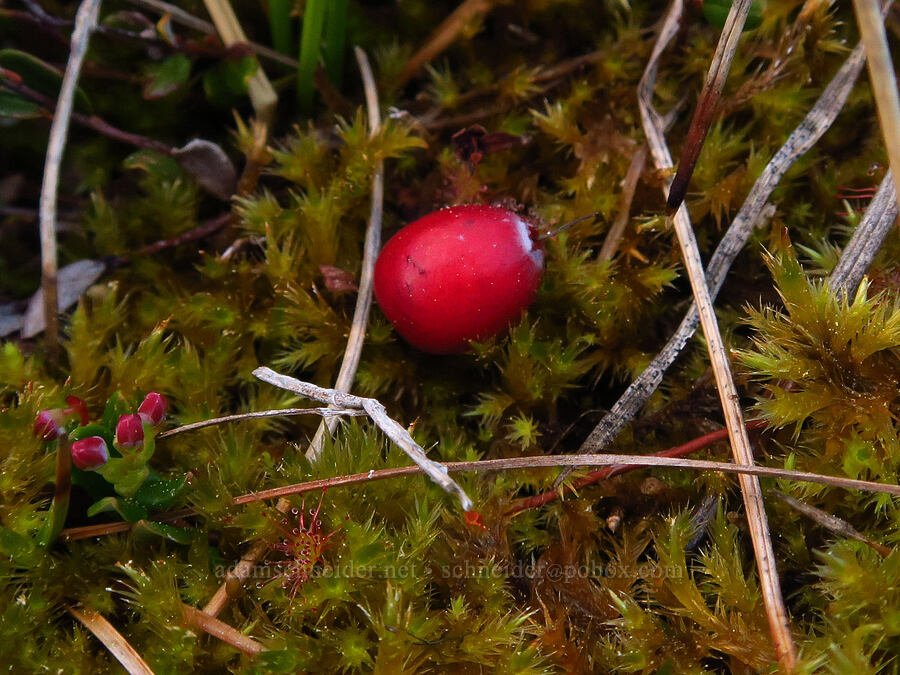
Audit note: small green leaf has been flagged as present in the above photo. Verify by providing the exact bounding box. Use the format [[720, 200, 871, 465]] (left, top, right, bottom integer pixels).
[[133, 520, 193, 544], [101, 392, 130, 432], [142, 54, 191, 100], [202, 55, 257, 108], [87, 496, 148, 522], [0, 526, 40, 568], [0, 90, 42, 119], [123, 150, 184, 182], [70, 422, 114, 449], [133, 473, 189, 510], [0, 49, 92, 112]]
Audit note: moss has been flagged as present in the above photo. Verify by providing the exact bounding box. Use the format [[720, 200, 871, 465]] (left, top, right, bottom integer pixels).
[[1, 0, 898, 671]]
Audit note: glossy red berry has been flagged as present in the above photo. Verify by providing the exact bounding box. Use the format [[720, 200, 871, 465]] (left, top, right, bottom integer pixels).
[[373, 204, 544, 354]]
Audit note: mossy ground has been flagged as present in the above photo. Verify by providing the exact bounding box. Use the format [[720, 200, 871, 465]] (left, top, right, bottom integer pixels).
[[2, 1, 900, 672]]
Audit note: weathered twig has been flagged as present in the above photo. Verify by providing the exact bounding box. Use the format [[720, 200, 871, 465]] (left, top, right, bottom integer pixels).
[[666, 0, 755, 212], [852, 0, 900, 213], [399, 0, 495, 87], [254, 367, 474, 511], [157, 406, 367, 440], [636, 2, 796, 668], [307, 47, 385, 460], [231, 452, 900, 506], [38, 0, 101, 360], [516, 420, 766, 516], [829, 171, 898, 298], [125, 0, 298, 69], [581, 40, 867, 453], [69, 606, 154, 675], [768, 490, 893, 557], [182, 604, 266, 655], [202, 0, 277, 128], [0, 76, 172, 155], [598, 145, 647, 262]]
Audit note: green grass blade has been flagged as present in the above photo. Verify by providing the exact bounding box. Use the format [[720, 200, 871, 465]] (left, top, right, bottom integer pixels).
[[297, 0, 327, 113], [324, 0, 349, 88], [268, 0, 294, 56]]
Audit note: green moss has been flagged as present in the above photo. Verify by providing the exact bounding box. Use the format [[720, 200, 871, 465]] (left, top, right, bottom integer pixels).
[[1, 0, 898, 671]]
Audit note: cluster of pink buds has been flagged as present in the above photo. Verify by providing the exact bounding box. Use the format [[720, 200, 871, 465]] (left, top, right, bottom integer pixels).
[[33, 392, 168, 472]]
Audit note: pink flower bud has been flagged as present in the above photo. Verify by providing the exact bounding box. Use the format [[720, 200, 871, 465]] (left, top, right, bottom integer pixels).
[[116, 414, 144, 449], [34, 409, 66, 440], [137, 392, 167, 426], [70, 436, 109, 471]]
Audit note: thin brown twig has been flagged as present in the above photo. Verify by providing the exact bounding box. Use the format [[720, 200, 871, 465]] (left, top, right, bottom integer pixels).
[[156, 406, 367, 440], [768, 490, 893, 557], [666, 0, 755, 212], [38, 0, 101, 362], [637, 2, 796, 668], [511, 419, 766, 516], [230, 449, 900, 506], [61, 508, 195, 541], [0, 76, 172, 154], [69, 606, 155, 675], [134, 212, 233, 257], [399, 0, 495, 87], [182, 604, 266, 655], [124, 0, 298, 69], [598, 145, 647, 262], [852, 0, 900, 215]]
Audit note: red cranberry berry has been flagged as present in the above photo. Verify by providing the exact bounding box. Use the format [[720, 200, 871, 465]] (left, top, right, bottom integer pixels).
[[373, 205, 545, 354]]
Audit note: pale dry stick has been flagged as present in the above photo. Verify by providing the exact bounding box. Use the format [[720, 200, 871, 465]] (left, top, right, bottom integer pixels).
[[69, 606, 155, 675], [830, 171, 899, 299], [202, 51, 389, 616], [182, 604, 266, 655], [307, 47, 385, 460], [124, 0, 298, 69], [581, 40, 868, 453], [768, 491, 893, 557], [156, 407, 366, 440], [667, 0, 755, 212], [254, 367, 474, 511], [202, 0, 277, 127], [231, 455, 900, 505], [636, 1, 795, 668], [852, 0, 900, 213], [398, 0, 495, 86], [598, 146, 648, 262], [38, 0, 101, 360]]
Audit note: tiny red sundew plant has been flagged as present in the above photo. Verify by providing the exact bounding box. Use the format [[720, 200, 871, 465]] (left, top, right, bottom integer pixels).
[[263, 490, 337, 607]]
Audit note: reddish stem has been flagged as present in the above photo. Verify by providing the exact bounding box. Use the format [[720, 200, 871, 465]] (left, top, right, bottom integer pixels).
[[505, 419, 768, 516]]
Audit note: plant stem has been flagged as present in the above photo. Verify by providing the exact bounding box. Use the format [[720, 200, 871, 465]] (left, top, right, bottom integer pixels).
[[39, 436, 72, 547]]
